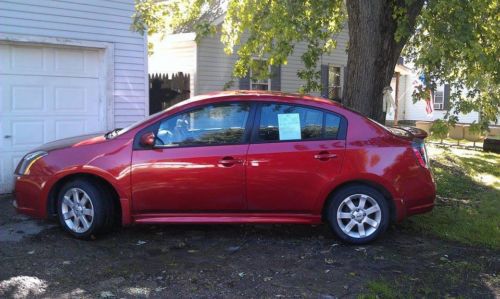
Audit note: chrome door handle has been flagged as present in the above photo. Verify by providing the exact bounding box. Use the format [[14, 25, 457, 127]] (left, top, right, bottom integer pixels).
[[314, 152, 337, 160], [218, 157, 244, 166]]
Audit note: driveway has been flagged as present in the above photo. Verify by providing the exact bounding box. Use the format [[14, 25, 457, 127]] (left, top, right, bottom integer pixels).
[[0, 195, 498, 298]]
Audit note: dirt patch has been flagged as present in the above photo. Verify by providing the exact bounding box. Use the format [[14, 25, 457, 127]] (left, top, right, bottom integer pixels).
[[0, 196, 498, 298]]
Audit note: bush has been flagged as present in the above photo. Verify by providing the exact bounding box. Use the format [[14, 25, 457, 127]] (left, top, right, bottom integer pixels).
[[430, 119, 449, 143]]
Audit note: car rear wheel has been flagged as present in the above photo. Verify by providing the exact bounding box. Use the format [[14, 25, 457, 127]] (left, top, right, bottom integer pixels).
[[326, 185, 389, 244], [57, 179, 113, 239]]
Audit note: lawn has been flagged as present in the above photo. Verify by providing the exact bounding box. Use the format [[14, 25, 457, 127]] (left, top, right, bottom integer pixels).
[[403, 143, 500, 249], [358, 145, 500, 298]]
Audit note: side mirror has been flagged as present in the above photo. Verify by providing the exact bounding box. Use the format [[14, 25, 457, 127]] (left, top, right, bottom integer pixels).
[[139, 132, 156, 147]]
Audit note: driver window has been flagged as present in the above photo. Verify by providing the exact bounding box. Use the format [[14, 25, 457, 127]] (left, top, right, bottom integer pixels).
[[155, 102, 251, 147]]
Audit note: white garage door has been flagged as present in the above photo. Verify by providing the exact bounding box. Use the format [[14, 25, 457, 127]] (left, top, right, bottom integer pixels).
[[0, 44, 106, 193]]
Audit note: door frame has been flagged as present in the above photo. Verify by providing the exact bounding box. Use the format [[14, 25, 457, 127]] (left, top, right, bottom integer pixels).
[[0, 33, 115, 130]]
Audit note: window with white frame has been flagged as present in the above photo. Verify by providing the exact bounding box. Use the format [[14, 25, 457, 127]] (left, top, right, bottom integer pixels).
[[250, 59, 271, 90], [434, 90, 444, 110], [328, 65, 342, 99]]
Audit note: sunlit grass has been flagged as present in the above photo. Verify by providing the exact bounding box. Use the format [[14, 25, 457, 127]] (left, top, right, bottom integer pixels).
[[403, 144, 500, 249]]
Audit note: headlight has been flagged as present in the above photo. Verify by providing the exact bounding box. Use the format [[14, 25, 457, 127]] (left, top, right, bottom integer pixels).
[[15, 151, 48, 175]]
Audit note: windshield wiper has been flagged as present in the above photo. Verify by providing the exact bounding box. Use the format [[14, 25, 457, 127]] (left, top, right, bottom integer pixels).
[[104, 128, 122, 139]]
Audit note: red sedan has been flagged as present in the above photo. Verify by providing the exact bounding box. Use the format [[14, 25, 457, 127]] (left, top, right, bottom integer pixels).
[[13, 91, 435, 244]]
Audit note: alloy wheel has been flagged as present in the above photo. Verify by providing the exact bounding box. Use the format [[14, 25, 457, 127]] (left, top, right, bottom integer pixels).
[[61, 188, 94, 233], [336, 194, 382, 239]]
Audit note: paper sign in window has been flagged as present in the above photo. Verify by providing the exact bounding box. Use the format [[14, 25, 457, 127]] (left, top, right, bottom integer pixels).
[[278, 113, 301, 140]]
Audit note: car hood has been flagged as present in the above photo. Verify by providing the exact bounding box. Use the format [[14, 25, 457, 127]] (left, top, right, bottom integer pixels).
[[35, 133, 106, 152]]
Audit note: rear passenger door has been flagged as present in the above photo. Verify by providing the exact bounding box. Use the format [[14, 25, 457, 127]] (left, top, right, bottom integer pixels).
[[246, 103, 346, 213]]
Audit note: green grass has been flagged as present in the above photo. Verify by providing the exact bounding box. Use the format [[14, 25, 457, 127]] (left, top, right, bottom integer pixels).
[[403, 144, 500, 249], [359, 145, 498, 297], [357, 280, 398, 299], [358, 259, 490, 298]]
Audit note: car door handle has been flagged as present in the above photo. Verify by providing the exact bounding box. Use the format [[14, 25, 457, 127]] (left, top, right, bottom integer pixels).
[[314, 152, 337, 160], [218, 157, 244, 166]]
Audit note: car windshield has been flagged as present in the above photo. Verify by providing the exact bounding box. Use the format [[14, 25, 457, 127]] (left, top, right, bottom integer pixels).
[[106, 110, 165, 139]]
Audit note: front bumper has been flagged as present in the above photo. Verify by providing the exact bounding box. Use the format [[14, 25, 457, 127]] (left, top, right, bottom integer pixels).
[[13, 174, 48, 219]]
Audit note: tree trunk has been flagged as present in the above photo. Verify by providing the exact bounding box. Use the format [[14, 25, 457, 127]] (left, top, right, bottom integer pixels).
[[343, 0, 424, 124]]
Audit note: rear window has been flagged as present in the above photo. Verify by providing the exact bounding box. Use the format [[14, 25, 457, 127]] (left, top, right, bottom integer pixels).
[[386, 127, 412, 138], [367, 118, 420, 139]]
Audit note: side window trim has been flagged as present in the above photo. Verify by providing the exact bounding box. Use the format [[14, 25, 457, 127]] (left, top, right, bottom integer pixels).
[[133, 101, 256, 150], [243, 102, 258, 144], [250, 102, 263, 144], [338, 114, 348, 140], [250, 101, 347, 144]]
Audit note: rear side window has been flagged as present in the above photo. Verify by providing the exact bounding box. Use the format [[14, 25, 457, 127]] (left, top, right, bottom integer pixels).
[[256, 103, 342, 141], [325, 113, 341, 139]]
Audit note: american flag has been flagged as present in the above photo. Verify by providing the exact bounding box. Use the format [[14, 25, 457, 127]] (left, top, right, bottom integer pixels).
[[425, 90, 433, 115], [413, 78, 433, 116]]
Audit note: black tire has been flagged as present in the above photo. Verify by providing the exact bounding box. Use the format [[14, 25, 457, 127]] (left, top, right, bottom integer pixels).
[[57, 179, 113, 239], [326, 184, 389, 244]]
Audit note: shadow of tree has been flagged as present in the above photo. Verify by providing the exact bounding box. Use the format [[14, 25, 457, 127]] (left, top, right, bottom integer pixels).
[[403, 145, 500, 249]]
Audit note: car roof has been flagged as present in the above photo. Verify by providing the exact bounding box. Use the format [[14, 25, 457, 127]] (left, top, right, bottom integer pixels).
[[171, 90, 342, 109]]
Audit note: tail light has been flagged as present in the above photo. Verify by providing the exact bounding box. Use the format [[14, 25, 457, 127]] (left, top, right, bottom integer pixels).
[[412, 141, 429, 168]]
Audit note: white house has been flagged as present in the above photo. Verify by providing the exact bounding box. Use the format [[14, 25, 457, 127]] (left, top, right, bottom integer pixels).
[[0, 0, 148, 193], [386, 70, 480, 124]]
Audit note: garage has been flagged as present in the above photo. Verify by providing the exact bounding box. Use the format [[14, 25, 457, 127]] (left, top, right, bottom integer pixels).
[[0, 43, 107, 193]]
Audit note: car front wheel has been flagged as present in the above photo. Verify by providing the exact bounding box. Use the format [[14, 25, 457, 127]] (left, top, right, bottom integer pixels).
[[326, 185, 389, 244], [57, 179, 112, 239]]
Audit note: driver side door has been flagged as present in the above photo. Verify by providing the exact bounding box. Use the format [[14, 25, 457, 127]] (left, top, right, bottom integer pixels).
[[131, 102, 253, 213]]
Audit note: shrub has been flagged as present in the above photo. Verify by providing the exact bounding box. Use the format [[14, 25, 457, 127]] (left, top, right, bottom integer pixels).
[[468, 121, 485, 147], [430, 119, 449, 143]]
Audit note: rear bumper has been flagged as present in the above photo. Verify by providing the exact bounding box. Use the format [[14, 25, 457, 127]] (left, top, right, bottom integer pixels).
[[400, 181, 436, 220], [393, 169, 436, 221], [407, 201, 435, 216]]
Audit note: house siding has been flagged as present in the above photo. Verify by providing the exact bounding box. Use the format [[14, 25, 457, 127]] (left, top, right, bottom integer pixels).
[[195, 28, 349, 96], [196, 32, 239, 95], [0, 0, 148, 128], [282, 28, 349, 96], [149, 33, 197, 95]]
